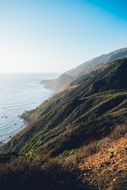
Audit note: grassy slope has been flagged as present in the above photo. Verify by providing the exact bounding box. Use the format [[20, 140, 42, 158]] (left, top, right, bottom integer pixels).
[[1, 58, 127, 189], [2, 58, 127, 156]]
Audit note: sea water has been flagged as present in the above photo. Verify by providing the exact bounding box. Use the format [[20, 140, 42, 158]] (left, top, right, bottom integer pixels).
[[0, 73, 57, 143]]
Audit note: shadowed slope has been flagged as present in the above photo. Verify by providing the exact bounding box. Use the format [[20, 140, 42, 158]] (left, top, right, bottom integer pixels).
[[1, 58, 127, 190], [2, 58, 127, 159]]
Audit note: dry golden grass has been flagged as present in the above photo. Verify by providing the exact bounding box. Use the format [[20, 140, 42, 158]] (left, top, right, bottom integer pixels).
[[59, 124, 127, 189]]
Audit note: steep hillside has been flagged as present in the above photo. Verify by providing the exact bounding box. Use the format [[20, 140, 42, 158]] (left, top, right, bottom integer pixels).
[[1, 58, 127, 189], [41, 47, 127, 91], [2, 58, 127, 158]]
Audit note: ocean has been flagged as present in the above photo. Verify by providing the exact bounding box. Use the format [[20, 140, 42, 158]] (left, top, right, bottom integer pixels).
[[0, 73, 57, 143]]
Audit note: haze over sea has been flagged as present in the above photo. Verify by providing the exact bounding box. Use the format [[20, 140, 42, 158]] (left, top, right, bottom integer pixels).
[[0, 73, 57, 143]]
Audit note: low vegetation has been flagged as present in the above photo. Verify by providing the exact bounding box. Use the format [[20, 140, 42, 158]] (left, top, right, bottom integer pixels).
[[1, 58, 127, 189]]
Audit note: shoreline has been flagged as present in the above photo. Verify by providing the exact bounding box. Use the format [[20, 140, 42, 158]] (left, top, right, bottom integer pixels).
[[0, 74, 56, 144]]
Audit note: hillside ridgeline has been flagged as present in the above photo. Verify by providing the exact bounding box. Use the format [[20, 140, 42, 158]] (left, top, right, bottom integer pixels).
[[1, 57, 127, 189], [41, 47, 127, 91]]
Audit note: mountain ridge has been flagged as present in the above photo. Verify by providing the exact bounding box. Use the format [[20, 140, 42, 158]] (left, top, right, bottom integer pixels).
[[1, 54, 127, 189], [2, 58, 127, 156], [41, 47, 127, 91]]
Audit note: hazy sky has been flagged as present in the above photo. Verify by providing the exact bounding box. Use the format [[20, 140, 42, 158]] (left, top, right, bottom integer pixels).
[[0, 0, 127, 73]]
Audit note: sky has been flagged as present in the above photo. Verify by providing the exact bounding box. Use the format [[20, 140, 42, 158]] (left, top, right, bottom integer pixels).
[[0, 0, 127, 73]]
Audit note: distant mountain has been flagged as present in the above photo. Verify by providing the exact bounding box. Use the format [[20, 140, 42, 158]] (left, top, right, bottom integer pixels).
[[67, 47, 127, 77], [41, 73, 74, 91], [41, 47, 127, 91]]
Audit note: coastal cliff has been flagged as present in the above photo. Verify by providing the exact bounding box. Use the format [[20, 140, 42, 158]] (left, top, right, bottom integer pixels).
[[1, 51, 127, 189]]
